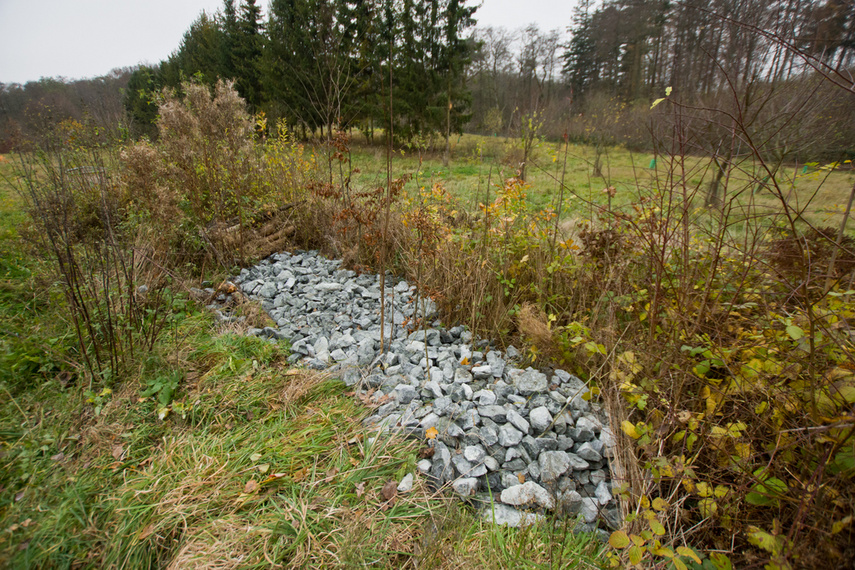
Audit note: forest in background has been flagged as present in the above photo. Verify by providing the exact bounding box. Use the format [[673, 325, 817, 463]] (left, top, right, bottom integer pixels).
[[2, 0, 854, 161], [2, 3, 855, 567]]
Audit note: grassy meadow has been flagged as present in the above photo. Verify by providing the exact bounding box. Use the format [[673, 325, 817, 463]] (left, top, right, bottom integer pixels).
[[0, 138, 609, 569], [2, 79, 855, 569]]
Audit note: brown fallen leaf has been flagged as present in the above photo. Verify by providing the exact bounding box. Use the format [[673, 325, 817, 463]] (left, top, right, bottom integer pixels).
[[21, 519, 32, 528], [51, 452, 65, 461], [518, 473, 526, 484], [111, 444, 124, 461], [244, 480, 260, 494], [419, 446, 435, 459], [18, 541, 29, 551], [261, 473, 287, 485], [292, 466, 309, 482], [381, 480, 398, 502], [355, 482, 365, 498], [137, 524, 155, 540], [15, 491, 24, 502]]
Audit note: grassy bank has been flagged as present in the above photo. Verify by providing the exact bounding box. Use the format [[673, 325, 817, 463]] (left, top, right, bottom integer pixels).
[[0, 148, 608, 568]]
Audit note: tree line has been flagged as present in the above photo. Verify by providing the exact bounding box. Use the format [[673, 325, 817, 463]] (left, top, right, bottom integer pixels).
[[1, 0, 852, 159], [124, 0, 476, 144]]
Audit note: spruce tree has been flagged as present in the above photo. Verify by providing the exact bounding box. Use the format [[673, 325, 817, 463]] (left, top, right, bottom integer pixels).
[[562, 0, 597, 99], [233, 0, 265, 110]]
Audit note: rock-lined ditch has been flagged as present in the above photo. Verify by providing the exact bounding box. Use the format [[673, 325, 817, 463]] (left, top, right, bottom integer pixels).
[[214, 250, 620, 534]]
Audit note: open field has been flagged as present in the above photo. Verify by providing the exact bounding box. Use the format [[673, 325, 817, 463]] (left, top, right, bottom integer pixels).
[[341, 133, 855, 234], [0, 155, 610, 568], [2, 83, 854, 570]]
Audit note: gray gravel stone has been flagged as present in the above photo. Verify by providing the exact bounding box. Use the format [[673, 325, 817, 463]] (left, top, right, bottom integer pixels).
[[514, 369, 548, 395], [452, 477, 479, 496], [506, 408, 530, 434], [501, 481, 555, 510], [539, 451, 572, 483], [498, 424, 524, 447], [529, 406, 553, 433], [481, 503, 544, 527]]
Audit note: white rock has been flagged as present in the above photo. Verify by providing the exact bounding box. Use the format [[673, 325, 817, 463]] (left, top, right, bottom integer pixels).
[[481, 503, 544, 527], [529, 406, 554, 433], [397, 473, 414, 493], [500, 481, 555, 510]]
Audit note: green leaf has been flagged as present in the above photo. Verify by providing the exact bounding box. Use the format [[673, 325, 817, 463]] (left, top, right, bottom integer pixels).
[[709, 552, 733, 570], [747, 526, 781, 554], [693, 361, 711, 376], [628, 544, 644, 565], [609, 530, 630, 548], [786, 325, 804, 340], [746, 491, 776, 506], [832, 515, 853, 534]]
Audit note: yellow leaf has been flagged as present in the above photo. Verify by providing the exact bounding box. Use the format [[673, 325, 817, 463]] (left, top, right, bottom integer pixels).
[[639, 495, 650, 509], [832, 515, 853, 534], [676, 546, 702, 564], [630, 534, 645, 547], [698, 498, 718, 518], [426, 427, 438, 440], [652, 497, 669, 511], [621, 420, 640, 439], [696, 482, 712, 497], [608, 530, 630, 548], [650, 518, 666, 535]]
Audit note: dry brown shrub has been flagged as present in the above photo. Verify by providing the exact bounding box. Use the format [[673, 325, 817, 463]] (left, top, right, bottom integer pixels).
[[516, 302, 557, 358]]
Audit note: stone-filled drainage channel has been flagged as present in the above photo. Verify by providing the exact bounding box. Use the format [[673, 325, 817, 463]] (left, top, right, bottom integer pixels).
[[210, 250, 621, 538]]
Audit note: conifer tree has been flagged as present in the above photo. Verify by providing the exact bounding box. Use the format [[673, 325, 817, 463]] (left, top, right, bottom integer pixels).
[[562, 0, 597, 99], [233, 0, 265, 110], [220, 0, 238, 80]]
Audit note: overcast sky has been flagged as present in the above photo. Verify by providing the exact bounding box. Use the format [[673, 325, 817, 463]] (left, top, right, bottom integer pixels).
[[0, 0, 574, 85]]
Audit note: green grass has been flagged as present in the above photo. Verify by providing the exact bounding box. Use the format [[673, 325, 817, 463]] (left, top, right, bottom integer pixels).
[[0, 151, 609, 568], [337, 133, 855, 234], [1, 319, 609, 568]]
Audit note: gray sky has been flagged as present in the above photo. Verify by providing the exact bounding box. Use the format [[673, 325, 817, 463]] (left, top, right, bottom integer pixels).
[[0, 0, 574, 85]]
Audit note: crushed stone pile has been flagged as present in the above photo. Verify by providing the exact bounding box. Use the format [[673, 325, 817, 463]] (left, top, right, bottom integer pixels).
[[209, 250, 620, 535]]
